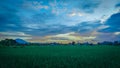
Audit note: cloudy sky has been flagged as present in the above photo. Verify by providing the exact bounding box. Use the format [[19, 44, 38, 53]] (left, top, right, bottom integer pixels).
[[0, 0, 120, 43]]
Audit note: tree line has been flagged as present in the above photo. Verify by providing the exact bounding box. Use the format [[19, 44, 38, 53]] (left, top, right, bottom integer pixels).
[[0, 39, 120, 47]]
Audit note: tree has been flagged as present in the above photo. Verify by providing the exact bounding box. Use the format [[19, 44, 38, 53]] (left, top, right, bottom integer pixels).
[[0, 39, 18, 46], [114, 41, 119, 46], [71, 41, 75, 45]]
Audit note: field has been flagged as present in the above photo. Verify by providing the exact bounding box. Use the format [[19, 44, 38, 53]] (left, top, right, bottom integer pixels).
[[0, 45, 120, 68]]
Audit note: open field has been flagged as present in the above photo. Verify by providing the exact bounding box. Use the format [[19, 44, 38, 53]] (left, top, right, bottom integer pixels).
[[0, 45, 120, 68]]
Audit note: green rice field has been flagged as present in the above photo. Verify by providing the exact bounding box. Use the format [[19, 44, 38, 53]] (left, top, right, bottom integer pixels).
[[0, 45, 120, 68]]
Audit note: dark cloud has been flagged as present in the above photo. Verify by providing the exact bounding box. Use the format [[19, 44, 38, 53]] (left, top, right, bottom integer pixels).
[[78, 1, 100, 13], [96, 33, 120, 42], [22, 20, 101, 36], [58, 0, 100, 13], [31, 13, 56, 23], [0, 0, 24, 31], [74, 20, 101, 32], [115, 3, 120, 8], [22, 24, 70, 36], [99, 12, 120, 32]]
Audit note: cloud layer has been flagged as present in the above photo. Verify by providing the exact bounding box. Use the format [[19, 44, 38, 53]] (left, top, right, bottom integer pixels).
[[0, 0, 120, 43]]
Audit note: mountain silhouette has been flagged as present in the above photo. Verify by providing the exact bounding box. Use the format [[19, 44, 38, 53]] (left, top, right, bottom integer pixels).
[[15, 38, 28, 44]]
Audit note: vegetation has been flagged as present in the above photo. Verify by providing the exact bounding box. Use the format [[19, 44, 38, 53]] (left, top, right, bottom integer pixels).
[[0, 39, 120, 68], [0, 39, 27, 47], [0, 39, 120, 47], [0, 39, 18, 46], [0, 46, 120, 68]]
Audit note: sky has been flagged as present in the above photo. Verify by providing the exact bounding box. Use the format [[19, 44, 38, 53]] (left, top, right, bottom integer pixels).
[[0, 0, 120, 43]]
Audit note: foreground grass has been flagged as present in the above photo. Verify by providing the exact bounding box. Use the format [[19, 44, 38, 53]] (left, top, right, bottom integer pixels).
[[0, 46, 120, 68]]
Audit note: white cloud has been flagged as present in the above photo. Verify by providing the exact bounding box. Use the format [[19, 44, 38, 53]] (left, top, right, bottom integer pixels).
[[114, 32, 120, 35], [23, 1, 49, 10], [49, 0, 68, 15], [23, 24, 40, 29], [49, 1, 59, 15], [0, 32, 32, 40], [6, 24, 17, 27], [0, 32, 31, 36], [91, 0, 119, 23], [98, 25, 110, 29], [68, 11, 83, 17], [68, 12, 76, 17], [47, 32, 96, 41]]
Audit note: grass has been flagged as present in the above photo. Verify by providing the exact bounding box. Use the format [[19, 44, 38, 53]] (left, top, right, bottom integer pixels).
[[0, 45, 120, 68]]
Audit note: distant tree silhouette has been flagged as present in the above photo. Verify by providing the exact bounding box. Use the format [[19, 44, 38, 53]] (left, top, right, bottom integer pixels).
[[97, 42, 101, 45], [114, 41, 119, 46], [71, 41, 75, 45], [0, 39, 18, 46], [98, 41, 113, 45], [89, 43, 93, 46]]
